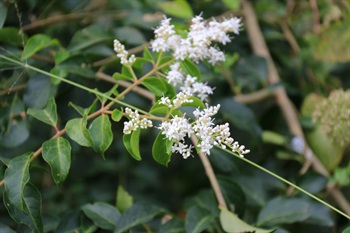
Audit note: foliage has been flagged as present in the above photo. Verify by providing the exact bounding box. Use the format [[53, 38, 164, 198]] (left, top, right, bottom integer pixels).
[[0, 0, 349, 232]]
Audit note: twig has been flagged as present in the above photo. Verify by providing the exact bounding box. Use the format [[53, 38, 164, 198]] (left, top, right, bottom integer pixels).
[[234, 87, 275, 104], [242, 0, 350, 215], [309, 0, 321, 34], [0, 84, 27, 96], [191, 135, 228, 209], [279, 20, 300, 54]]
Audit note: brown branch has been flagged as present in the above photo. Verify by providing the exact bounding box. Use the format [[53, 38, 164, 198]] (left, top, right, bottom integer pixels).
[[21, 11, 127, 32], [191, 135, 227, 209], [234, 87, 275, 104], [243, 0, 350, 215], [0, 84, 27, 96], [309, 0, 321, 34]]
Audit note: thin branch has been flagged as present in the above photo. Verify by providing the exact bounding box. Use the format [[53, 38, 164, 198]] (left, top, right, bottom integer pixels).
[[309, 0, 321, 34], [234, 87, 275, 104], [0, 84, 27, 96], [191, 135, 228, 209]]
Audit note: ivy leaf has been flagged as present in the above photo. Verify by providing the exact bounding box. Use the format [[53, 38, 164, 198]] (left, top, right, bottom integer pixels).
[[185, 206, 214, 233], [158, 0, 193, 19], [4, 152, 32, 211], [42, 137, 71, 185], [220, 208, 273, 233], [65, 118, 93, 147], [180, 59, 201, 81], [81, 202, 120, 230], [114, 203, 165, 233], [116, 185, 134, 213], [21, 34, 59, 60], [142, 77, 167, 97], [152, 131, 172, 166], [123, 128, 142, 161], [89, 115, 113, 158], [3, 183, 43, 233], [27, 97, 58, 127]]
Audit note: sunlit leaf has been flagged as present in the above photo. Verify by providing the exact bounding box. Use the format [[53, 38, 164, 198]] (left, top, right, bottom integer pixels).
[[220, 208, 273, 233], [116, 185, 134, 213], [122, 129, 142, 161], [159, 0, 193, 19], [4, 152, 32, 211], [42, 137, 71, 185], [21, 34, 59, 60]]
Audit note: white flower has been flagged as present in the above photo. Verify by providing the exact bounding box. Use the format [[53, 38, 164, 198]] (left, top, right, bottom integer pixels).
[[114, 39, 136, 66], [166, 62, 184, 86], [159, 115, 193, 141], [123, 108, 153, 134]]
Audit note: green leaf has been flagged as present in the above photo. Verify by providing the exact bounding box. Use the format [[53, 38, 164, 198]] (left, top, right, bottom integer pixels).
[[0, 2, 7, 29], [116, 185, 134, 213], [111, 109, 123, 122], [55, 210, 80, 233], [0, 223, 16, 233], [158, 0, 193, 19], [42, 137, 71, 185], [113, 72, 133, 81], [222, 0, 240, 11], [82, 202, 120, 230], [27, 97, 58, 127], [185, 206, 214, 233], [115, 26, 146, 45], [261, 131, 287, 146], [68, 99, 98, 117], [180, 59, 201, 81], [159, 218, 184, 233], [143, 47, 154, 62], [53, 50, 70, 64], [89, 115, 113, 158], [122, 129, 142, 161], [257, 197, 311, 226], [21, 34, 59, 60], [114, 203, 165, 233], [343, 227, 350, 233], [67, 24, 111, 52], [3, 183, 43, 233], [0, 120, 29, 148], [142, 77, 167, 97], [4, 152, 32, 211], [80, 214, 98, 233], [217, 176, 246, 217], [152, 131, 172, 166], [220, 208, 273, 233], [181, 97, 205, 109], [0, 27, 27, 46], [66, 118, 93, 147], [23, 74, 57, 108]]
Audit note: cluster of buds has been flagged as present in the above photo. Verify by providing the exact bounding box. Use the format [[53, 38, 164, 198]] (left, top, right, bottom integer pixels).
[[113, 39, 136, 66], [123, 108, 153, 134]]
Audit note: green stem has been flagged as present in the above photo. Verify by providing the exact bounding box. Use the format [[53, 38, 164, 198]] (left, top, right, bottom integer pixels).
[[223, 148, 350, 220]]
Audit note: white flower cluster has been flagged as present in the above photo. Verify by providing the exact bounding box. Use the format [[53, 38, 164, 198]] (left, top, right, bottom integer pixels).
[[166, 63, 213, 101], [159, 104, 250, 159], [159, 91, 193, 108], [151, 15, 242, 65], [123, 108, 153, 134], [114, 39, 136, 66]]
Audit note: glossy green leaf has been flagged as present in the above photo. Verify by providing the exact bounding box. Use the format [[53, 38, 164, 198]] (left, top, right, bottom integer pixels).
[[66, 117, 93, 147], [114, 203, 165, 233], [80, 214, 98, 233], [111, 109, 123, 122], [82, 202, 120, 230], [0, 2, 7, 29], [113, 72, 133, 81], [42, 137, 71, 185], [158, 0, 193, 19], [152, 131, 172, 166], [4, 152, 32, 211], [23, 75, 57, 108], [257, 197, 311, 226], [0, 27, 26, 46], [55, 210, 80, 233], [4, 183, 43, 233], [185, 206, 214, 233], [116, 185, 134, 213], [343, 227, 350, 233], [27, 97, 58, 127], [220, 208, 273, 233], [21, 34, 59, 60], [142, 77, 167, 97], [180, 59, 201, 81], [122, 129, 142, 161], [89, 115, 113, 158]]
